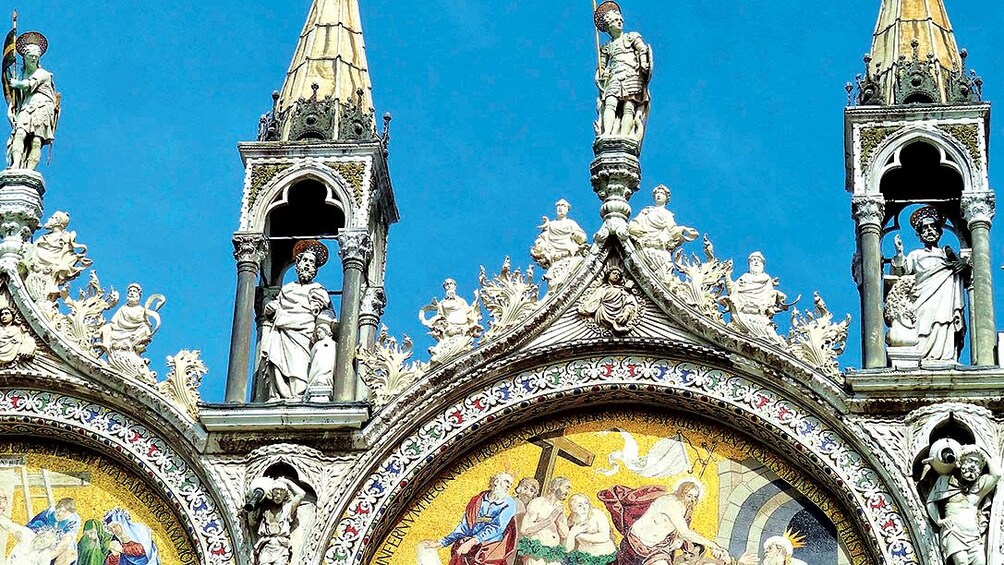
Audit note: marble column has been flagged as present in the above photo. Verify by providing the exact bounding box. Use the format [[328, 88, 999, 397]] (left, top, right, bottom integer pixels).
[[962, 193, 996, 366], [225, 233, 267, 403], [852, 196, 886, 369], [357, 286, 387, 401], [334, 231, 373, 402]]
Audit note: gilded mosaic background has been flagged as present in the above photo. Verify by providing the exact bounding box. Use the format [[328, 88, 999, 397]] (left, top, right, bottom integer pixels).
[[0, 440, 196, 564], [376, 412, 869, 565]]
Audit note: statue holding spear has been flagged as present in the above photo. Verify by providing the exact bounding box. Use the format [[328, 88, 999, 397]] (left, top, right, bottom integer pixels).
[[3, 13, 59, 171], [593, 1, 652, 142]]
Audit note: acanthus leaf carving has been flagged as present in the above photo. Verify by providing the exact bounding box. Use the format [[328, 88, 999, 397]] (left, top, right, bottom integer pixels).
[[665, 235, 732, 322], [478, 257, 539, 341], [787, 292, 850, 380], [156, 349, 208, 420], [357, 326, 428, 408]]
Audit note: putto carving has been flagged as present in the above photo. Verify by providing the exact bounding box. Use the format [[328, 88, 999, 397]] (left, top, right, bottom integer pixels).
[[419, 278, 482, 365], [578, 266, 641, 335], [724, 251, 794, 346], [666, 236, 732, 322], [628, 185, 698, 260], [0, 304, 35, 366], [5, 30, 60, 170], [305, 317, 336, 402], [923, 439, 1000, 565], [885, 276, 920, 364], [531, 199, 588, 287], [593, 1, 652, 142], [478, 257, 539, 341], [20, 211, 91, 308], [357, 326, 428, 408], [890, 206, 968, 365], [98, 282, 166, 384], [787, 292, 850, 379], [156, 349, 208, 420], [258, 240, 335, 400]]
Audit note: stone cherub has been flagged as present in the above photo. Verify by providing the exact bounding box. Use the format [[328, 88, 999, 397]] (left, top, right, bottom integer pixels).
[[530, 199, 588, 285], [5, 31, 59, 170], [593, 1, 652, 141], [890, 206, 968, 364], [419, 278, 482, 364], [923, 438, 1000, 565], [98, 283, 165, 383], [258, 239, 335, 401]]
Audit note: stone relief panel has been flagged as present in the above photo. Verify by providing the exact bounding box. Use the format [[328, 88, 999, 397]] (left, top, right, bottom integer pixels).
[[375, 412, 867, 565]]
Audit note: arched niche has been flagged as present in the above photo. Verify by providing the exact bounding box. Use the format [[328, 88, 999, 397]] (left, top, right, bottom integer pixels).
[[263, 178, 346, 287], [323, 356, 925, 565]]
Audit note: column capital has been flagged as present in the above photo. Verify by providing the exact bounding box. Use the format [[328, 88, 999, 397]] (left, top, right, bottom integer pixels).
[[232, 232, 267, 264], [961, 192, 996, 227], [337, 231, 374, 267], [360, 286, 387, 321], [851, 196, 885, 228]]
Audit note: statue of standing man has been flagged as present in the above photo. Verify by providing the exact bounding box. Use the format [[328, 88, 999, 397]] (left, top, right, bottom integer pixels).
[[258, 240, 335, 400], [4, 28, 59, 170], [594, 1, 652, 142]]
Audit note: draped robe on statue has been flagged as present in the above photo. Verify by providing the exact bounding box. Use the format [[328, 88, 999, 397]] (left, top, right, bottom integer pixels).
[[531, 218, 586, 265], [627, 206, 695, 252], [260, 281, 331, 398], [897, 247, 965, 361]]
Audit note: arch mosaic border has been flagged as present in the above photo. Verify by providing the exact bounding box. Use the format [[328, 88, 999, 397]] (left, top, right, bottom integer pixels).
[[0, 388, 235, 565], [323, 356, 918, 565]]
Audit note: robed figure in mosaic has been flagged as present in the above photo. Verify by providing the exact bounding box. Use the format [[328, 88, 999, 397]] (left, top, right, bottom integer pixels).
[[3, 30, 59, 170], [891, 206, 968, 363], [594, 1, 652, 141]]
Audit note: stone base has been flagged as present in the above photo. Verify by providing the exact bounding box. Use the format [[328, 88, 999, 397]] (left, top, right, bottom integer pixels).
[[591, 136, 642, 231], [305, 383, 333, 402], [0, 169, 45, 265], [887, 345, 922, 369]]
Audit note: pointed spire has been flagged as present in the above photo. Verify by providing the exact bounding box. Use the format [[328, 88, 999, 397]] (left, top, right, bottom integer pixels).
[[261, 0, 377, 142], [861, 0, 981, 105]]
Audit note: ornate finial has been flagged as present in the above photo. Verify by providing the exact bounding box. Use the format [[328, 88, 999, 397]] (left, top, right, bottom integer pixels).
[[310, 82, 320, 100], [852, 54, 883, 106]]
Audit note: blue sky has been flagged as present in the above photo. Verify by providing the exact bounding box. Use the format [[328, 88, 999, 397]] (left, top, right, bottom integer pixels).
[[10, 1, 1004, 401]]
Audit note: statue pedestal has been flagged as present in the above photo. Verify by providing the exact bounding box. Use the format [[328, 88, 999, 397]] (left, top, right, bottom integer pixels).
[[590, 136, 641, 240], [304, 382, 333, 402], [887, 345, 922, 369], [0, 169, 45, 267]]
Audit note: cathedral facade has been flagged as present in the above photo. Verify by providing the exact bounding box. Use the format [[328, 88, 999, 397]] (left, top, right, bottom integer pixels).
[[0, 1, 1001, 565]]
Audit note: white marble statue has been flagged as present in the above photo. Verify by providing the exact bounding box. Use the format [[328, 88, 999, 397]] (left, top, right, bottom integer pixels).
[[725, 251, 792, 344], [0, 306, 36, 366], [627, 185, 698, 256], [21, 211, 91, 304], [419, 278, 482, 365], [890, 206, 968, 364], [98, 283, 165, 383], [304, 317, 336, 401], [245, 476, 307, 565], [530, 199, 588, 285], [593, 1, 652, 140], [258, 240, 334, 401], [924, 439, 1000, 565], [5, 32, 59, 170]]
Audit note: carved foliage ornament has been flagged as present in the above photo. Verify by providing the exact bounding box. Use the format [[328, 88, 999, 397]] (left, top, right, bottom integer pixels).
[[960, 192, 995, 226], [479, 257, 539, 341], [788, 293, 850, 379], [666, 236, 732, 322], [156, 350, 208, 420], [357, 326, 428, 408], [851, 196, 886, 228], [336, 231, 374, 265], [859, 126, 902, 169], [232, 233, 268, 265], [939, 123, 983, 170]]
